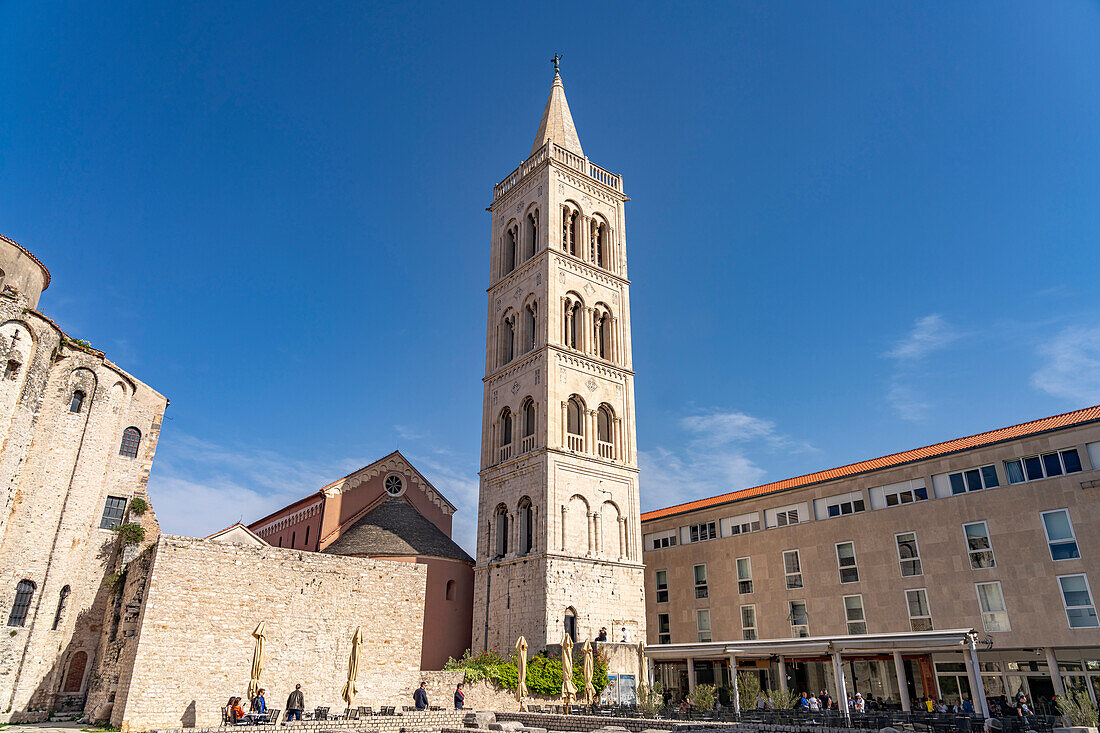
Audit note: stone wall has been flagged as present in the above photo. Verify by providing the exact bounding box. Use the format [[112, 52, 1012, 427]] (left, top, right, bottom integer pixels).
[[111, 536, 428, 732], [419, 672, 559, 712], [150, 709, 466, 733]]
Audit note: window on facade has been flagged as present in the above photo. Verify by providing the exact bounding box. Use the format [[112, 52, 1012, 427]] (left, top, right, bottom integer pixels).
[[291, 531, 296, 547], [906, 588, 933, 631], [964, 521, 996, 569], [7, 579, 35, 627], [654, 570, 669, 603], [52, 585, 70, 630], [693, 564, 708, 599], [597, 405, 613, 455], [385, 475, 403, 495], [976, 581, 1010, 632], [775, 509, 799, 527], [1041, 509, 1081, 561], [789, 600, 809, 637], [564, 607, 577, 641], [119, 427, 141, 458], [523, 399, 536, 440], [567, 397, 583, 437], [657, 612, 670, 644], [99, 496, 127, 529], [947, 465, 999, 494], [726, 514, 761, 535], [1005, 449, 1082, 484], [696, 609, 712, 642], [524, 306, 536, 353], [500, 409, 513, 448], [4, 360, 19, 379], [526, 212, 538, 260], [502, 318, 514, 363], [69, 390, 85, 413], [504, 226, 517, 274], [562, 209, 577, 255], [876, 480, 928, 507], [896, 532, 923, 576], [566, 302, 582, 349], [827, 494, 866, 518], [689, 522, 717, 543], [1058, 575, 1099, 629], [844, 595, 867, 635], [446, 579, 456, 601], [518, 498, 534, 555], [494, 505, 509, 558], [836, 542, 859, 583], [304, 526, 310, 547], [784, 550, 803, 589], [648, 530, 676, 550], [737, 557, 753, 594], [741, 605, 757, 640], [591, 221, 605, 268]]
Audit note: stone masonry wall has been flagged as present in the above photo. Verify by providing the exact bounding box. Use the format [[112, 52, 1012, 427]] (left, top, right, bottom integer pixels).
[[419, 671, 559, 712], [113, 536, 428, 732]]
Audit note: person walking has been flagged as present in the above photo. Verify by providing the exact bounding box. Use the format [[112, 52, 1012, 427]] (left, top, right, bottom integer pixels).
[[454, 683, 465, 710], [286, 684, 305, 722], [414, 681, 429, 710]]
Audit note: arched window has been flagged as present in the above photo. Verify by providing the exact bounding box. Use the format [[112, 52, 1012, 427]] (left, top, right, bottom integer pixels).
[[119, 427, 141, 458], [521, 398, 536, 451], [591, 221, 606, 267], [304, 526, 310, 548], [278, 536, 283, 547], [518, 497, 534, 555], [562, 208, 577, 255], [52, 585, 70, 630], [501, 317, 515, 364], [7, 579, 35, 627], [526, 212, 538, 260], [597, 405, 615, 459], [566, 301, 582, 349], [593, 310, 612, 360], [69, 390, 85, 414], [291, 531, 296, 548], [494, 504, 509, 558], [62, 651, 87, 693], [445, 579, 456, 601], [567, 398, 583, 437], [504, 226, 517, 274], [524, 303, 536, 353], [499, 408, 513, 462], [564, 607, 577, 642]]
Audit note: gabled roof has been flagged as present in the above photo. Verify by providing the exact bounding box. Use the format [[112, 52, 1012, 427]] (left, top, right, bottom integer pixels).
[[642, 404, 1100, 522], [321, 496, 473, 563], [531, 72, 583, 157], [204, 522, 267, 546]]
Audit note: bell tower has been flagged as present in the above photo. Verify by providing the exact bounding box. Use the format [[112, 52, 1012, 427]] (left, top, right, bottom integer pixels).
[[473, 65, 645, 653]]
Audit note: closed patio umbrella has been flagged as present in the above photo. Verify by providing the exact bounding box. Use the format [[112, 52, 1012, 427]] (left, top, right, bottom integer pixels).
[[582, 639, 595, 707], [637, 640, 647, 686], [515, 636, 529, 712], [561, 634, 577, 711], [247, 621, 266, 702], [341, 626, 364, 709]]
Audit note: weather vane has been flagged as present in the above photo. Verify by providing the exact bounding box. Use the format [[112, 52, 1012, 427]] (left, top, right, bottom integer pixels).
[[551, 53, 562, 73]]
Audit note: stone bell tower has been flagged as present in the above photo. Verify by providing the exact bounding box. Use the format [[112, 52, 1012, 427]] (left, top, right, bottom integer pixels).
[[472, 64, 645, 653]]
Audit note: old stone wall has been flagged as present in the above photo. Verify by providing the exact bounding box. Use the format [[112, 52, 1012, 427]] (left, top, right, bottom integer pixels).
[[149, 709, 466, 733], [419, 672, 559, 712], [112, 536, 428, 732], [0, 283, 168, 724]]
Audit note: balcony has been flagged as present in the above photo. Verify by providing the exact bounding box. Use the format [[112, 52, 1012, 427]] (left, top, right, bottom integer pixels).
[[566, 434, 583, 452], [521, 435, 535, 452], [597, 441, 614, 460], [494, 142, 623, 201], [498, 444, 512, 463]]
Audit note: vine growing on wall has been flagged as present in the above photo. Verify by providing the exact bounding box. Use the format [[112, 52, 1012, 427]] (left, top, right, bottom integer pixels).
[[112, 522, 145, 545], [443, 647, 609, 697]]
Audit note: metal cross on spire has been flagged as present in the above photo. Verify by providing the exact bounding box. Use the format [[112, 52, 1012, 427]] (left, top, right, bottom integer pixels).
[[551, 53, 562, 73]]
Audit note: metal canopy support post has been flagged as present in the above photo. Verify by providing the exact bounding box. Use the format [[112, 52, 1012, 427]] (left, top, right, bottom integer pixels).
[[969, 637, 990, 718], [893, 651, 911, 712], [833, 651, 850, 721], [1045, 647, 1066, 698], [778, 655, 788, 693], [729, 654, 740, 715], [686, 657, 696, 692]]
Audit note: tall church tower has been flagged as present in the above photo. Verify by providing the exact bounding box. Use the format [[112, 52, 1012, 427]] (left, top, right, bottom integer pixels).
[[473, 66, 645, 652]]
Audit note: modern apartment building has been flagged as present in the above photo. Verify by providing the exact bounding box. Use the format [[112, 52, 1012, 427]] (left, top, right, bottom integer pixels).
[[640, 405, 1100, 716]]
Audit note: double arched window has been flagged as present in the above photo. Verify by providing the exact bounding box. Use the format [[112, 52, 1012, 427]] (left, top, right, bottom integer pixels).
[[7, 579, 35, 627], [119, 427, 141, 458]]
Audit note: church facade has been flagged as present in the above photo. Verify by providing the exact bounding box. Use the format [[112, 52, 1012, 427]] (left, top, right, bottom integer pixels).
[[473, 69, 647, 652]]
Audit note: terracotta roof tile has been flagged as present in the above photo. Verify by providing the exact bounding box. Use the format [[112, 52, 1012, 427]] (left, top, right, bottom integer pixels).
[[641, 404, 1100, 522]]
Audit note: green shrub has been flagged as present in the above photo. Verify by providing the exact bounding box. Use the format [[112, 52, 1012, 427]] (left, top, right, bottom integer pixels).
[[636, 682, 663, 717], [688, 683, 717, 711], [112, 522, 145, 545], [128, 497, 149, 515], [443, 647, 608, 697], [737, 671, 762, 709], [106, 570, 127, 590], [1056, 688, 1098, 727], [768, 687, 799, 711]]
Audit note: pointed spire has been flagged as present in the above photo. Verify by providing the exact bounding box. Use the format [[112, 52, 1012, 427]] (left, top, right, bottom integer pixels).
[[531, 66, 584, 158]]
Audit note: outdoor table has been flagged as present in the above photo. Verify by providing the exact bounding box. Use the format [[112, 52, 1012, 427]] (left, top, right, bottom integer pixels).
[[243, 713, 267, 725]]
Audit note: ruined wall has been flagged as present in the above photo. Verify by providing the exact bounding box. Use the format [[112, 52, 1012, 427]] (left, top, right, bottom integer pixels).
[[112, 536, 428, 732], [419, 671, 560, 712]]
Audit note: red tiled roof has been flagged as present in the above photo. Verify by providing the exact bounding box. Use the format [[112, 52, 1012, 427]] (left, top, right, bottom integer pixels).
[[0, 233, 51, 289], [641, 404, 1100, 522]]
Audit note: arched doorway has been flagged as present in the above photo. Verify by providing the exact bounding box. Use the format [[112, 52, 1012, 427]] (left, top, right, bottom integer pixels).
[[63, 651, 87, 693]]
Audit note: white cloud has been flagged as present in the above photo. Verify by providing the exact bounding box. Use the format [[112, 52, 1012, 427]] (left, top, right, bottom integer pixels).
[[1032, 325, 1100, 405], [639, 408, 810, 511], [883, 314, 959, 421]]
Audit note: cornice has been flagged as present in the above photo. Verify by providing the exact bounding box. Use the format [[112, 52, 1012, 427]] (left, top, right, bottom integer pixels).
[[553, 253, 630, 288], [552, 161, 629, 205], [551, 345, 635, 378], [483, 350, 544, 385], [321, 454, 456, 516]]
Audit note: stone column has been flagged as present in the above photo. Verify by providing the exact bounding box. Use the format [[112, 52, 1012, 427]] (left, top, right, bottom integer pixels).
[[532, 505, 538, 552], [686, 657, 696, 692], [971, 637, 990, 718], [618, 516, 626, 560], [614, 418, 623, 460], [561, 401, 569, 447], [581, 215, 590, 262], [593, 511, 601, 555], [561, 505, 568, 552], [586, 511, 594, 555], [833, 652, 850, 719], [564, 300, 573, 348], [893, 651, 910, 712], [1046, 647, 1065, 696], [729, 655, 741, 714], [778, 656, 788, 693]]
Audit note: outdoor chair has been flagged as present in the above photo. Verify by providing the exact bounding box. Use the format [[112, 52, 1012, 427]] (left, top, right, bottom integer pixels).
[[358, 707, 372, 717], [345, 708, 359, 720], [221, 709, 230, 726], [314, 706, 329, 720], [380, 706, 396, 716], [263, 709, 280, 725]]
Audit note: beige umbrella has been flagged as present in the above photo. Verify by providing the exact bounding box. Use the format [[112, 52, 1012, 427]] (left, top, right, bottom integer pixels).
[[582, 639, 596, 707], [637, 640, 647, 686], [515, 636, 529, 712], [247, 621, 266, 702], [341, 626, 364, 709], [561, 634, 577, 710]]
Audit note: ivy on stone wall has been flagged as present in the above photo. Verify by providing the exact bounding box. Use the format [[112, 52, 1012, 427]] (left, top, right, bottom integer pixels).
[[444, 648, 609, 697]]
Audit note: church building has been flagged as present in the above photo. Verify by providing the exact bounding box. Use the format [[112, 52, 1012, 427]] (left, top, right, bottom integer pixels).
[[474, 66, 647, 653]]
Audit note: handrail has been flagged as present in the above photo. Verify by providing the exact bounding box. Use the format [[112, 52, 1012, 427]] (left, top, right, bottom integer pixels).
[[494, 142, 622, 201]]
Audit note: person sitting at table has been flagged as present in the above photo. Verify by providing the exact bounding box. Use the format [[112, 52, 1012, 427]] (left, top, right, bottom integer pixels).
[[251, 689, 267, 715], [226, 698, 237, 723], [229, 697, 245, 724]]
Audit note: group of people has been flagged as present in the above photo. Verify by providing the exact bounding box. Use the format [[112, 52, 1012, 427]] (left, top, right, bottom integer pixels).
[[412, 681, 467, 710], [594, 626, 632, 642], [223, 688, 271, 724]]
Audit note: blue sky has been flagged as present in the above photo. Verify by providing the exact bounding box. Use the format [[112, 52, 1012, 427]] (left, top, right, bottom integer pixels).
[[3, 2, 1099, 554]]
